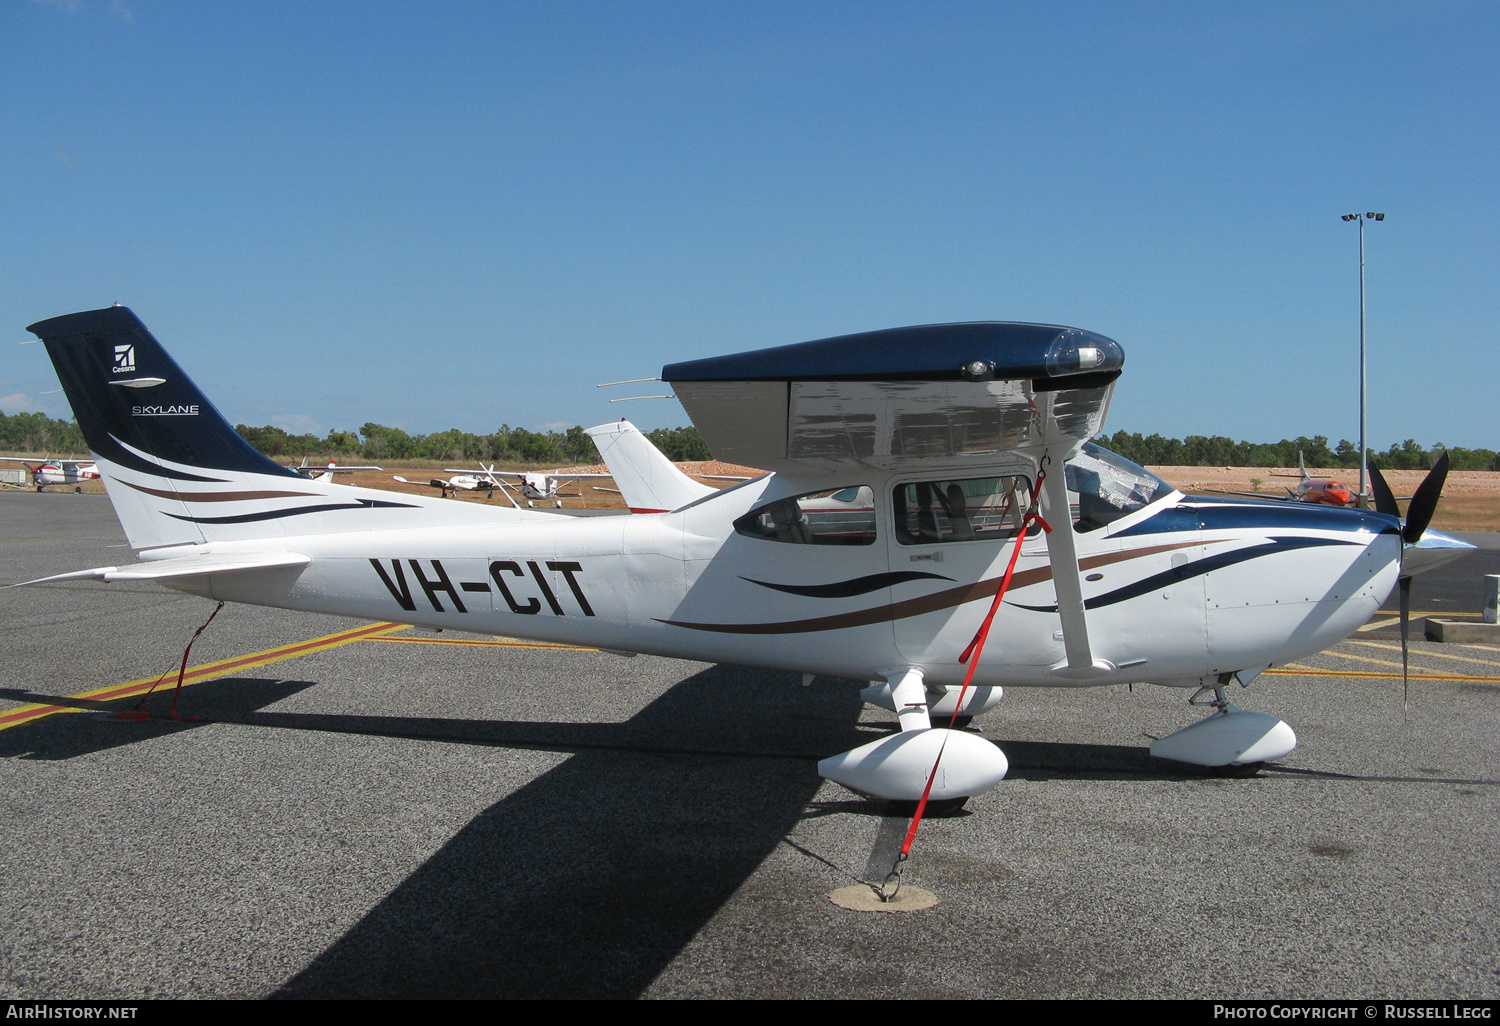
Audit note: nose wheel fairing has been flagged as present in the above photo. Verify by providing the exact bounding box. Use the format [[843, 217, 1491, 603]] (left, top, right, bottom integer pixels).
[[1150, 700, 1297, 768]]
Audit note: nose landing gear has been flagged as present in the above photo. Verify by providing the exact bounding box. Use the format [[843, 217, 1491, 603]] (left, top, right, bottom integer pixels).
[[1150, 678, 1297, 772]]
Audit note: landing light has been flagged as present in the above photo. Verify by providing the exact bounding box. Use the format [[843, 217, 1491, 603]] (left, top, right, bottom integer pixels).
[[1043, 329, 1123, 378]]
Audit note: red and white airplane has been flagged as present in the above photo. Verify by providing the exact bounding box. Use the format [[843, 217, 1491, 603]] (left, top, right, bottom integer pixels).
[[17, 307, 1471, 813], [0, 456, 101, 492], [1212, 453, 1367, 507]]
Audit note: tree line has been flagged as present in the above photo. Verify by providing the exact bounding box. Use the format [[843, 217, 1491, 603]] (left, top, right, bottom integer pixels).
[[0, 410, 85, 454], [1, 408, 1493, 471], [234, 421, 712, 466], [1095, 431, 1500, 472]]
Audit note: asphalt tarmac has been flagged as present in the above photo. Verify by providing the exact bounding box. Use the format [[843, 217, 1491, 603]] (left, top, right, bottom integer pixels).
[[1, 490, 1497, 1000]]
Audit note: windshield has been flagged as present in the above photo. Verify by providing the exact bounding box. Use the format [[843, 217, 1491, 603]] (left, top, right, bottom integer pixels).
[[1066, 442, 1174, 532]]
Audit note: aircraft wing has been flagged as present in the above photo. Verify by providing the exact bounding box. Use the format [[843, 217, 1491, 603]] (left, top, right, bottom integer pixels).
[[665, 321, 1124, 680], [662, 322, 1122, 475], [14, 551, 311, 586], [294, 464, 382, 475]]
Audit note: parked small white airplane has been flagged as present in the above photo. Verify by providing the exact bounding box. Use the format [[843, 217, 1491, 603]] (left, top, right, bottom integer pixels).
[[476, 467, 611, 508], [18, 308, 1472, 812], [392, 468, 500, 500], [0, 456, 101, 492], [291, 457, 382, 482], [395, 463, 608, 506]]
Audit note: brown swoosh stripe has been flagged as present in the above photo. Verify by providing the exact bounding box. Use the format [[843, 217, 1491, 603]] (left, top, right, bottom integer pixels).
[[115, 478, 318, 502], [658, 541, 1202, 635]]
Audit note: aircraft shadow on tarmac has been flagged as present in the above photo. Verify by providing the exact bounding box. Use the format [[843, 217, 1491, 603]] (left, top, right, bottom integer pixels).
[[0, 679, 317, 761], [7, 662, 1492, 997], [263, 663, 849, 998], [2, 663, 1197, 998]]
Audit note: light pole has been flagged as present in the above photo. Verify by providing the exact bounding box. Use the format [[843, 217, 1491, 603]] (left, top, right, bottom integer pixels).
[[1342, 211, 1384, 508]]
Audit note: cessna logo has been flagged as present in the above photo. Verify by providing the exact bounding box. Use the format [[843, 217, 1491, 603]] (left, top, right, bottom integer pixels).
[[132, 404, 200, 417], [371, 558, 594, 617], [113, 344, 136, 373]]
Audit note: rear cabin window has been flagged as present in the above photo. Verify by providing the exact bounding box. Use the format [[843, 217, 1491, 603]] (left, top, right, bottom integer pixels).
[[734, 486, 877, 545], [893, 476, 1035, 545]]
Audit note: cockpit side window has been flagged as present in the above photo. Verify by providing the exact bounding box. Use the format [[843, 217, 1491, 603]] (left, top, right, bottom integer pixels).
[[733, 486, 877, 545], [893, 475, 1035, 545]]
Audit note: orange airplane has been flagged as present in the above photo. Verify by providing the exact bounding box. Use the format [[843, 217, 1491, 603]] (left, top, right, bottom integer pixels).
[[1213, 453, 1359, 506]]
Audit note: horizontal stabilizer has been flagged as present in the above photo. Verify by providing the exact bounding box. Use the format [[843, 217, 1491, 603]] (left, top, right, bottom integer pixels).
[[15, 551, 311, 587]]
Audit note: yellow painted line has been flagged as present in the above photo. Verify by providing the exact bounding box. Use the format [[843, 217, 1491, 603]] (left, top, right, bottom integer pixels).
[[1345, 640, 1500, 669], [1357, 616, 1401, 632], [0, 621, 408, 733], [363, 635, 595, 652], [1270, 666, 1500, 682], [1376, 610, 1478, 618], [1309, 650, 1435, 674], [1295, 649, 1408, 671]]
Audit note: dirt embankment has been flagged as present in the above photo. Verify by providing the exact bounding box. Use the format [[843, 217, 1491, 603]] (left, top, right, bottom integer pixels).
[[1150, 465, 1500, 533], [365, 460, 763, 510], [11, 453, 1494, 532]]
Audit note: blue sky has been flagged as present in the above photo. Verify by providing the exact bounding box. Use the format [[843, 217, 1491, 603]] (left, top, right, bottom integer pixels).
[[2, 1, 1496, 449]]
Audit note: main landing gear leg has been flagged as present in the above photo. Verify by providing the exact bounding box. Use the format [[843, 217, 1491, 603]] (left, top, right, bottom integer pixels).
[[1149, 672, 1297, 773]]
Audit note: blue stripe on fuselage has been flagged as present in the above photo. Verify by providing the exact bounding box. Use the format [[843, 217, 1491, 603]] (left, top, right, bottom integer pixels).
[[1116, 497, 1400, 538], [1013, 535, 1363, 613]]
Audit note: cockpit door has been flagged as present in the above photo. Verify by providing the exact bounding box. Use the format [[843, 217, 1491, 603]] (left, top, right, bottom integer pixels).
[[885, 472, 1060, 671]]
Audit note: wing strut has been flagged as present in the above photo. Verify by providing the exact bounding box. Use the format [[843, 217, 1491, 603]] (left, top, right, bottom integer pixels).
[[1040, 451, 1115, 680]]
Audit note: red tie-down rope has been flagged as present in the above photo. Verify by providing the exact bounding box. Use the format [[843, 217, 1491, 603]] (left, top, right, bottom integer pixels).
[[894, 468, 1052, 869], [117, 601, 224, 723]]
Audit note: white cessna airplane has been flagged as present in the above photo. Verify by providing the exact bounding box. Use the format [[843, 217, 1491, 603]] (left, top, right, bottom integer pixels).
[[397, 464, 609, 507], [0, 456, 101, 492], [18, 307, 1471, 811]]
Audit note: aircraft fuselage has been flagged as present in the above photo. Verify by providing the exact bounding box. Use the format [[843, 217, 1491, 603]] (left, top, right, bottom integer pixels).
[[177, 474, 1401, 690]]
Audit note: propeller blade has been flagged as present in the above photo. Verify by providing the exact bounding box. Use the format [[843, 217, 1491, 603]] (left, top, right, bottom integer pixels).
[[1399, 575, 1411, 722], [1402, 451, 1450, 544], [1367, 461, 1400, 517]]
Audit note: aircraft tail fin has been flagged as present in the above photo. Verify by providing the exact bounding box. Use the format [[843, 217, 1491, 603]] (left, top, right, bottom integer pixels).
[[584, 420, 714, 513], [26, 306, 530, 551]]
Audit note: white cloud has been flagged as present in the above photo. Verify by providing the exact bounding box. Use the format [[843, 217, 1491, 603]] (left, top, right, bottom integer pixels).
[[0, 393, 73, 420], [108, 0, 133, 21], [269, 413, 325, 436]]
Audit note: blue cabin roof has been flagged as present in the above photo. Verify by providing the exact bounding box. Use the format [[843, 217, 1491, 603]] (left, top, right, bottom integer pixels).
[[661, 322, 1124, 384]]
